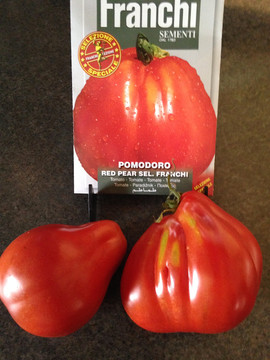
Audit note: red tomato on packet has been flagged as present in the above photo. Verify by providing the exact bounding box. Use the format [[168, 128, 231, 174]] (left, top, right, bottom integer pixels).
[[121, 191, 262, 333], [74, 34, 217, 190], [0, 221, 127, 337]]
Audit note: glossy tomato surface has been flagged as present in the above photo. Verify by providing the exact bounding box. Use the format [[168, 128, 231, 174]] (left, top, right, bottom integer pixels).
[[74, 48, 217, 188], [0, 221, 127, 337], [121, 191, 262, 333]]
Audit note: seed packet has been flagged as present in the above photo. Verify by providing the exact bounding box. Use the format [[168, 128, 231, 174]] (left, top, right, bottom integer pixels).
[[70, 0, 224, 196]]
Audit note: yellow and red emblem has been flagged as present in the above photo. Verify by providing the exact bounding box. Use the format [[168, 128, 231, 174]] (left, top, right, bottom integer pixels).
[[78, 31, 121, 78]]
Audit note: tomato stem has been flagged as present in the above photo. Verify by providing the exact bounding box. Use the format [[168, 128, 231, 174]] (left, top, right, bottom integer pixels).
[[136, 33, 170, 65], [156, 174, 181, 223]]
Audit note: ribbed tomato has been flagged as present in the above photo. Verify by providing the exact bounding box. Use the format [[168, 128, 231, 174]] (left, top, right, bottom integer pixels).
[[120, 191, 262, 333], [74, 36, 217, 191]]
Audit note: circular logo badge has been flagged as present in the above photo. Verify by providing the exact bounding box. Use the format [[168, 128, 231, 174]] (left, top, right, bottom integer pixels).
[[78, 31, 121, 78]]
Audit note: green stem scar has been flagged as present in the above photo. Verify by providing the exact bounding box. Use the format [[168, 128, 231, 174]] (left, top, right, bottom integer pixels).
[[156, 171, 181, 224], [136, 33, 170, 65]]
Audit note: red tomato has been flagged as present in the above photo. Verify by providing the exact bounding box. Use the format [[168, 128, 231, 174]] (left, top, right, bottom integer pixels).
[[74, 47, 217, 188], [121, 191, 262, 333], [0, 221, 127, 337]]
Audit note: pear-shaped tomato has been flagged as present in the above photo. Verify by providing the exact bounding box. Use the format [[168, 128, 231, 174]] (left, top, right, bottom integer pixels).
[[0, 221, 127, 337], [121, 191, 262, 333], [74, 35, 217, 190]]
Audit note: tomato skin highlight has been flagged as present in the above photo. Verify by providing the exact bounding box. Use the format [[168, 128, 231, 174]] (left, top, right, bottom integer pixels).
[[0, 221, 127, 337], [120, 191, 262, 333], [74, 48, 217, 187]]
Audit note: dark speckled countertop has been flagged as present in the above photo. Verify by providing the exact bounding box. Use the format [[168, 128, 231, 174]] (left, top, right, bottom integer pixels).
[[1, 1, 269, 359]]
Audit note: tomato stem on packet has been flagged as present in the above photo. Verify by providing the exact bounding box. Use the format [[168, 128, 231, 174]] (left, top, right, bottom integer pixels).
[[136, 33, 170, 65]]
